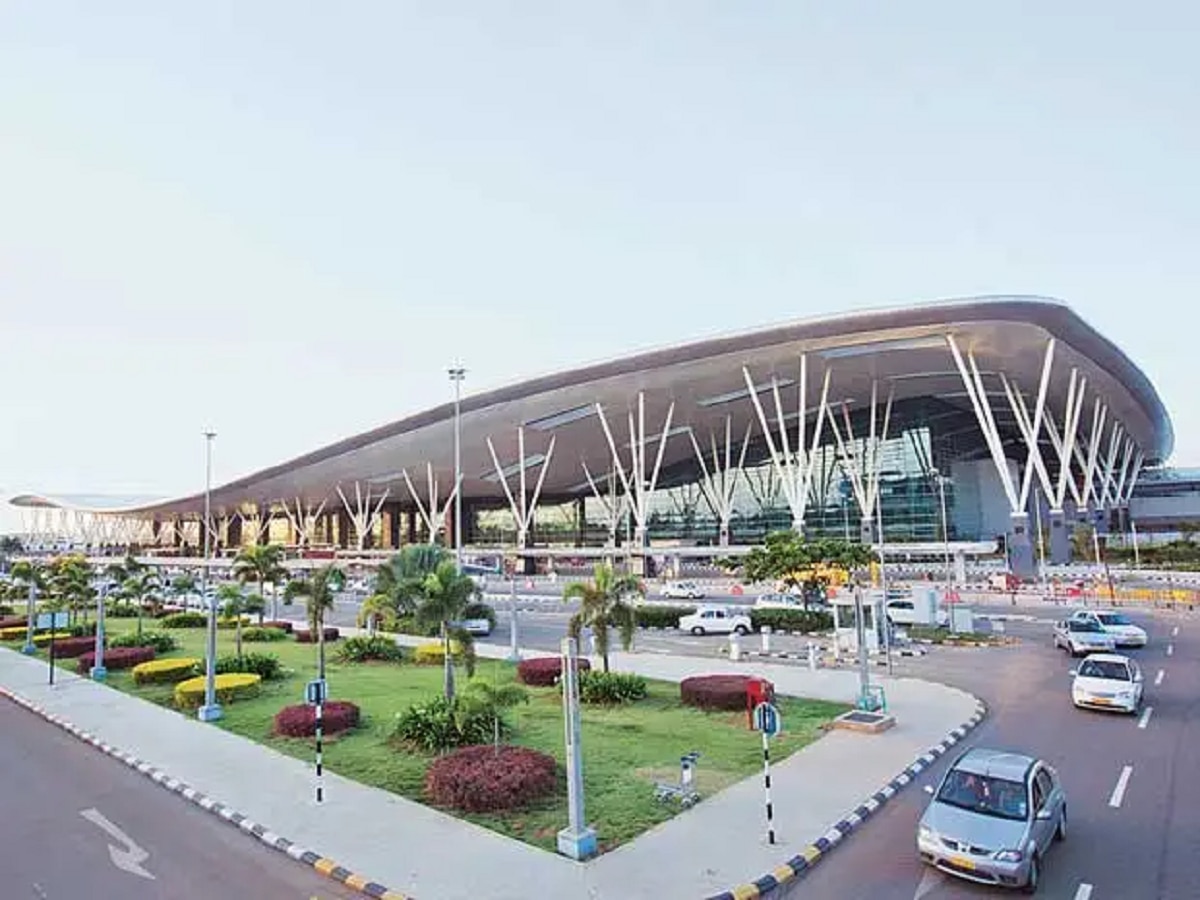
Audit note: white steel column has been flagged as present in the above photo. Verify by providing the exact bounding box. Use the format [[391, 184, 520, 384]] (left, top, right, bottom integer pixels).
[[580, 461, 627, 550], [1041, 370, 1087, 563], [742, 355, 833, 535], [595, 392, 676, 549], [689, 417, 752, 546], [827, 380, 893, 544], [486, 427, 557, 550], [283, 496, 328, 548], [337, 481, 390, 551], [401, 463, 458, 544]]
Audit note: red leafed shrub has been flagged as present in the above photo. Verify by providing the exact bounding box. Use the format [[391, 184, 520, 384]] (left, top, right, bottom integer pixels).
[[272, 701, 361, 738], [294, 627, 340, 643], [426, 745, 558, 812], [680, 674, 762, 711], [76, 646, 155, 674], [0, 615, 26, 630], [515, 656, 591, 687], [51, 636, 101, 659], [263, 620, 294, 634]]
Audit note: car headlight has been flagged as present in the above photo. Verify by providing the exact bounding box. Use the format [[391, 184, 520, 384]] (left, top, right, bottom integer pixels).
[[918, 825, 935, 841], [993, 849, 1024, 863]]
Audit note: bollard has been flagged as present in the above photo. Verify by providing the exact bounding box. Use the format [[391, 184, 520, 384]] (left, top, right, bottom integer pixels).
[[729, 632, 742, 662], [761, 625, 772, 654], [807, 642, 818, 671]]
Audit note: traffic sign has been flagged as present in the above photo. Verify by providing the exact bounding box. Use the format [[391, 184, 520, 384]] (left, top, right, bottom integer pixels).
[[304, 678, 327, 706], [36, 611, 68, 631], [753, 702, 782, 738]]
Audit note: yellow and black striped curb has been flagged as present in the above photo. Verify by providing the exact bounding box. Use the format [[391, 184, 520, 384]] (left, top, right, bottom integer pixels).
[[0, 684, 412, 900], [707, 700, 988, 900]]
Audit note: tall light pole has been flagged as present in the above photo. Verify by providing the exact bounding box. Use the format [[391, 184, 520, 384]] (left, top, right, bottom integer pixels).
[[930, 467, 952, 601], [448, 366, 466, 572], [197, 430, 222, 722]]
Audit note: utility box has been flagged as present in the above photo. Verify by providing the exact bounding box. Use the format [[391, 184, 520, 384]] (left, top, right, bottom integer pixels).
[[745, 677, 776, 728], [949, 606, 976, 634], [912, 587, 939, 625]]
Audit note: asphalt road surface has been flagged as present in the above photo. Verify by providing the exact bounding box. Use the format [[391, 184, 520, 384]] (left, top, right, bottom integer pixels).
[[0, 698, 360, 900], [785, 608, 1198, 900]]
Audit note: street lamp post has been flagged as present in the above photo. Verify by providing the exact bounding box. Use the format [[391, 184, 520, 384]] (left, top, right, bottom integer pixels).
[[90, 584, 108, 680], [197, 430, 222, 722], [930, 468, 952, 600], [448, 367, 466, 572]]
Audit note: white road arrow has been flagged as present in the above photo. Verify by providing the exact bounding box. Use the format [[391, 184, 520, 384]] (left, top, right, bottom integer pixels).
[[913, 866, 944, 899], [80, 808, 156, 880]]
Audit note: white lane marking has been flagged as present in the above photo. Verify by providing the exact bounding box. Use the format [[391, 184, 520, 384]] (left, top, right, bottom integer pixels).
[[1138, 706, 1154, 729], [1156, 669, 1165, 686], [80, 808, 156, 880], [1109, 765, 1134, 808], [913, 865, 944, 899], [1074, 884, 1094, 900], [1167, 644, 1174, 656], [1173, 625, 1179, 637]]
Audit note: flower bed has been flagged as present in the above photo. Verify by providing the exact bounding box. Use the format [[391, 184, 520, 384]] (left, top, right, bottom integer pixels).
[[679, 674, 764, 711], [426, 745, 558, 813], [262, 620, 293, 633], [273, 700, 361, 737], [174, 672, 262, 708], [132, 657, 201, 685], [294, 627, 340, 643], [515, 655, 591, 687], [33, 631, 75, 647], [411, 641, 466, 665], [0, 615, 26, 631], [76, 646, 156, 674], [48, 635, 102, 659], [0, 626, 28, 641]]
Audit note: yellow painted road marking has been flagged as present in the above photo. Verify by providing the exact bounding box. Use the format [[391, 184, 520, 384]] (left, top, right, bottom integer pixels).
[[773, 863, 796, 883], [344, 873, 368, 890], [731, 884, 760, 900], [313, 857, 337, 876], [801, 845, 821, 863]]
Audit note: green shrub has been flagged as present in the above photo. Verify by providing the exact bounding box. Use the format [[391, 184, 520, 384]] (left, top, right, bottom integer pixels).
[[214, 652, 283, 681], [217, 615, 251, 630], [132, 657, 201, 685], [391, 696, 495, 752], [109, 631, 178, 653], [391, 615, 438, 637], [106, 604, 140, 618], [337, 635, 405, 663], [242, 626, 287, 643], [578, 670, 648, 705], [0, 604, 13, 617], [160, 611, 207, 629], [460, 602, 496, 630], [67, 622, 96, 637], [749, 608, 833, 634], [634, 605, 696, 629]]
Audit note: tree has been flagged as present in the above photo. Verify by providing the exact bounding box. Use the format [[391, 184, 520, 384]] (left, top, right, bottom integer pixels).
[[0, 535, 23, 556], [118, 558, 162, 639], [218, 583, 249, 661], [375, 544, 448, 616], [734, 532, 876, 606], [562, 563, 643, 673], [45, 555, 96, 625], [415, 559, 480, 701], [284, 565, 344, 679], [232, 544, 288, 621], [357, 592, 398, 635], [462, 678, 529, 754]]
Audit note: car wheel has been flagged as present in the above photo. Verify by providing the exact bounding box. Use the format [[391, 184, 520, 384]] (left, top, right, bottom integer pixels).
[[1022, 854, 1040, 894], [691, 626, 705, 636], [734, 624, 749, 636], [1056, 808, 1067, 842]]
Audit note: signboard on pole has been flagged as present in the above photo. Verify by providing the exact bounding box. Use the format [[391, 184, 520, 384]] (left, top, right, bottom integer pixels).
[[753, 702, 782, 738], [36, 611, 68, 631], [305, 678, 327, 706]]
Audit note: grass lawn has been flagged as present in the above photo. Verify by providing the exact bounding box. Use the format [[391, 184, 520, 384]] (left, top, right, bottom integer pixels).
[[20, 619, 847, 854]]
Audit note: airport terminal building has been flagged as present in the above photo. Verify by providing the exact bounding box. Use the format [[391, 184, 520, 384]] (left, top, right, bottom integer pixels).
[[9, 296, 1175, 579]]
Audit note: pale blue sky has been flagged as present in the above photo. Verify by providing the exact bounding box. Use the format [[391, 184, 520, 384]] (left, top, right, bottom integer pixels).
[[2, 2, 1197, 534]]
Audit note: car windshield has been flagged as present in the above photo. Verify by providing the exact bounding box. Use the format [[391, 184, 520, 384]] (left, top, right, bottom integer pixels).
[[1078, 659, 1131, 681], [1068, 620, 1102, 632], [1098, 613, 1133, 626], [936, 769, 1028, 821]]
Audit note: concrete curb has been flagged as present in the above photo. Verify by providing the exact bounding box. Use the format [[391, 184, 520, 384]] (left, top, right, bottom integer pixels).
[[0, 684, 413, 900], [705, 699, 988, 900]]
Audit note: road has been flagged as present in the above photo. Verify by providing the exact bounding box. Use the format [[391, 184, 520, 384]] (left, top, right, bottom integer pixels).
[[0, 698, 360, 900], [784, 608, 1199, 900]]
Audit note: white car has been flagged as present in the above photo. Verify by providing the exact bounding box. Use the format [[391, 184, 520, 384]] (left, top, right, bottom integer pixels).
[[678, 606, 751, 636], [885, 598, 950, 628], [754, 592, 804, 610], [1071, 653, 1143, 713], [662, 581, 706, 600], [1053, 618, 1117, 656], [1069, 610, 1148, 648]]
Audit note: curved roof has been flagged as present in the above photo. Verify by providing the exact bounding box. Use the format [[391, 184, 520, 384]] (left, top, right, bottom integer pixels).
[[10, 295, 1173, 519]]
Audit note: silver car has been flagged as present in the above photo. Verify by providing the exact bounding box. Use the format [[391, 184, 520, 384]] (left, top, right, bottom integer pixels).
[[918, 748, 1067, 893], [1053, 617, 1117, 656]]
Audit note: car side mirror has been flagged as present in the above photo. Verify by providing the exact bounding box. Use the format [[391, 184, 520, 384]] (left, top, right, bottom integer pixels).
[[1068, 670, 1077, 677], [923, 784, 934, 795], [1036, 807, 1053, 820]]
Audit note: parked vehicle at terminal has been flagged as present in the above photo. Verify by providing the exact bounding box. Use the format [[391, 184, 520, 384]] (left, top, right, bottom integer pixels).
[[918, 748, 1067, 893], [754, 592, 805, 610], [662, 581, 705, 600], [1067, 610, 1148, 648], [886, 598, 950, 628], [677, 605, 751, 636], [1070, 654, 1143, 713], [1052, 618, 1117, 657]]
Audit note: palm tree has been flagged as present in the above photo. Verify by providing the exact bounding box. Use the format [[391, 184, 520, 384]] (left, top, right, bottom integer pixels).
[[357, 592, 397, 635], [463, 678, 529, 754], [415, 559, 480, 701], [563, 563, 643, 673], [218, 583, 248, 661], [374, 544, 448, 617], [284, 565, 344, 679], [121, 564, 162, 640], [10, 560, 46, 649], [232, 544, 288, 621]]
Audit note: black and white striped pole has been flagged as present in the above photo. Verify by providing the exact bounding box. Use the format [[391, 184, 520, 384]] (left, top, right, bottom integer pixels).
[[753, 701, 781, 845], [306, 677, 327, 803]]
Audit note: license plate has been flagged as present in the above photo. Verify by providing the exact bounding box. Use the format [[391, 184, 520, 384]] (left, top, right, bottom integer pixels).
[[1091, 697, 1112, 705], [949, 855, 975, 871]]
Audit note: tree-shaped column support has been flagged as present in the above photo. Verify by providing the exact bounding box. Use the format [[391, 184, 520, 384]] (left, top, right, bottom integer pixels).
[[827, 381, 894, 545], [595, 393, 677, 550], [401, 463, 458, 545], [336, 482, 390, 551], [486, 427, 557, 550], [689, 416, 751, 546], [282, 496, 328, 548]]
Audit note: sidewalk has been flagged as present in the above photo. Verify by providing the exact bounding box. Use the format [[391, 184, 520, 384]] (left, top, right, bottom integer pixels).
[[0, 633, 980, 900]]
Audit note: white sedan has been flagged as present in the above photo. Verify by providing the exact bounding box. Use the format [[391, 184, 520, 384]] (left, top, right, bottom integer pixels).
[[1071, 653, 1144, 713], [1069, 610, 1148, 648], [678, 606, 752, 636], [754, 592, 804, 610], [662, 581, 706, 600]]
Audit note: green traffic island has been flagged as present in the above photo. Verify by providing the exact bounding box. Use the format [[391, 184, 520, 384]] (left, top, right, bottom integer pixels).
[[904, 625, 1014, 648], [90, 618, 846, 855]]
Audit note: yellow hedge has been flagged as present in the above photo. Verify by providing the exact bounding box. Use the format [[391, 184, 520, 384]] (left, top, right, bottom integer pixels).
[[132, 657, 201, 685], [174, 672, 262, 709], [216, 616, 252, 630], [412, 640, 464, 664], [0, 626, 26, 641], [33, 631, 74, 646]]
